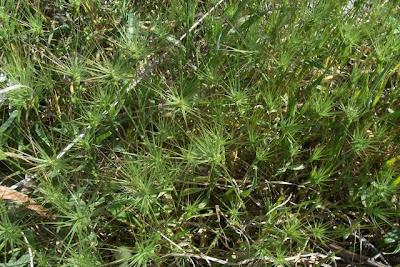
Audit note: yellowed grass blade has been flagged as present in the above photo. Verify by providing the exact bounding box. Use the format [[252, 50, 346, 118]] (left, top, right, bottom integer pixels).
[[0, 185, 52, 217]]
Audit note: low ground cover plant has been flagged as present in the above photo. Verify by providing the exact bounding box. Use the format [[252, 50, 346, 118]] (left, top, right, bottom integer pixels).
[[0, 0, 399, 266]]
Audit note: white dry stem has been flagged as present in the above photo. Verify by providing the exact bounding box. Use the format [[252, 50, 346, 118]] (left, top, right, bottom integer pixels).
[[0, 84, 31, 95], [165, 252, 342, 266], [157, 230, 198, 267], [266, 193, 293, 216], [354, 234, 390, 266], [21, 231, 34, 267], [9, 174, 35, 190]]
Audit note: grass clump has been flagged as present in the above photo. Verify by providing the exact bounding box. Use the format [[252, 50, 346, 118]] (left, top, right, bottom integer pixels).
[[0, 0, 399, 266]]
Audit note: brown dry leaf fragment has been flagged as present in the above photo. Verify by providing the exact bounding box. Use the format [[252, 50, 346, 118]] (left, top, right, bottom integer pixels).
[[3, 152, 36, 165], [0, 185, 53, 218]]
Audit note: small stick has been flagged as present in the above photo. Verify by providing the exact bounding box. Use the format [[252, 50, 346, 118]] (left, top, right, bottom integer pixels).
[[157, 230, 198, 267], [21, 231, 34, 267], [354, 234, 391, 266], [326, 243, 389, 267], [266, 193, 293, 216], [165, 252, 341, 265], [325, 206, 391, 266]]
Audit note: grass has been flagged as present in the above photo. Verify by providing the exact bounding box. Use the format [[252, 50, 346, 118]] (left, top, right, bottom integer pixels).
[[0, 0, 399, 266]]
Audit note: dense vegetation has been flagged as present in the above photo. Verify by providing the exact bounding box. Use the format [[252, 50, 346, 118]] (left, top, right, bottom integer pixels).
[[0, 0, 399, 266]]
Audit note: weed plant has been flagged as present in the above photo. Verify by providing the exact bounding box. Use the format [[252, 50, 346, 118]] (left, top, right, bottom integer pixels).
[[0, 0, 399, 266]]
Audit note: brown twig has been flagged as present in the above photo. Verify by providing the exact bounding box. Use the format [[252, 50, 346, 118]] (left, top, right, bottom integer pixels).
[[354, 234, 391, 266], [326, 243, 389, 267]]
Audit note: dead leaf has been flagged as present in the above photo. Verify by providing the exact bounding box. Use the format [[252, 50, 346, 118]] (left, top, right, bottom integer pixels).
[[3, 152, 36, 165], [0, 185, 53, 218]]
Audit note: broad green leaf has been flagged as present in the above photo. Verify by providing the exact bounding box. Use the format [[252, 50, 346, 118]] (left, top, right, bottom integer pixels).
[[127, 13, 138, 35], [384, 155, 400, 168], [0, 150, 5, 160], [241, 188, 252, 198], [371, 57, 398, 106], [95, 131, 112, 143], [289, 164, 306, 171], [391, 176, 400, 186], [0, 110, 19, 133], [181, 187, 205, 196], [114, 246, 133, 261], [35, 124, 51, 147], [380, 230, 400, 255]]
